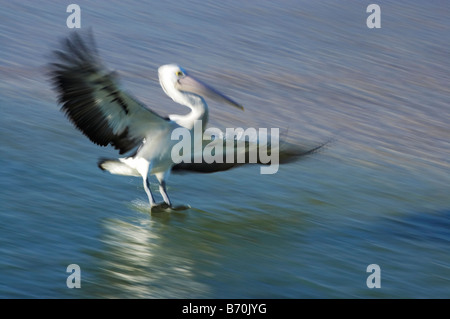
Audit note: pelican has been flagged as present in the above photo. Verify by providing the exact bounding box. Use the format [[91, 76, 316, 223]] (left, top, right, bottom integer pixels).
[[50, 32, 323, 210]]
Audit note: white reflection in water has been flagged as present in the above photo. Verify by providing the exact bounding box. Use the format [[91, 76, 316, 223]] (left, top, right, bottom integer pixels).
[[98, 211, 210, 298]]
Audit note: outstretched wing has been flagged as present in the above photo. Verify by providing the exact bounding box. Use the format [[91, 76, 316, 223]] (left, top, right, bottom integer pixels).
[[49, 31, 170, 154], [172, 136, 328, 174]]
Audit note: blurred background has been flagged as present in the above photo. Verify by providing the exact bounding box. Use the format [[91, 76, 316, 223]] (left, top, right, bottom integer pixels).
[[0, 0, 448, 298]]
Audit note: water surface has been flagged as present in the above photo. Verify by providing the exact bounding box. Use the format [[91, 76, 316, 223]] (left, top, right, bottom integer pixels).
[[0, 0, 449, 298]]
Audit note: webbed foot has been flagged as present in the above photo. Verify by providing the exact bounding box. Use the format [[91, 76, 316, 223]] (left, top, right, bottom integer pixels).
[[150, 202, 191, 212]]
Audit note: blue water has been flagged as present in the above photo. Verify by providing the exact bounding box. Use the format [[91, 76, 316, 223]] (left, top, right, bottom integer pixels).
[[0, 0, 449, 298]]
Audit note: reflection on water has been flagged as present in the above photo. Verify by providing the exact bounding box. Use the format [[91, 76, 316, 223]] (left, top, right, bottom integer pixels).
[[94, 213, 211, 298]]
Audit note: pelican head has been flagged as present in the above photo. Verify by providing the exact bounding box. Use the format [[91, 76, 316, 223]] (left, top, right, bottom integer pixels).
[[158, 64, 244, 110]]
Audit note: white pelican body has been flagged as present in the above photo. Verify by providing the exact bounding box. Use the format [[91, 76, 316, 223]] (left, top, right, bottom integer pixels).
[[50, 32, 242, 209]]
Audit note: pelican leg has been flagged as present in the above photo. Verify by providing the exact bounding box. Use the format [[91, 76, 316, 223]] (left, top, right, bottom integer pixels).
[[134, 158, 157, 208], [159, 180, 172, 207], [155, 171, 172, 207], [143, 176, 156, 207]]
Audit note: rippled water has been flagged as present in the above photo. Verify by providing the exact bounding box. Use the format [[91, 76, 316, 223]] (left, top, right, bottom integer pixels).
[[0, 0, 449, 298]]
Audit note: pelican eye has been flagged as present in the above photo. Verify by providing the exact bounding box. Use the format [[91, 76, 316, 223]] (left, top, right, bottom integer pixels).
[[176, 71, 184, 77]]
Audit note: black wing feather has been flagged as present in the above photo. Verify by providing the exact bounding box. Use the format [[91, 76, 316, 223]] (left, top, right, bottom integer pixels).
[[172, 139, 328, 174], [49, 31, 169, 154]]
